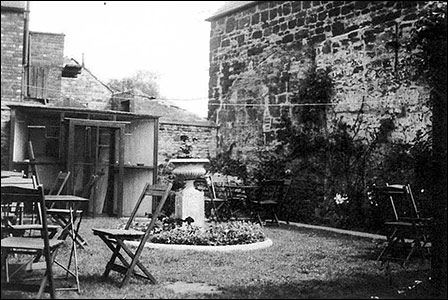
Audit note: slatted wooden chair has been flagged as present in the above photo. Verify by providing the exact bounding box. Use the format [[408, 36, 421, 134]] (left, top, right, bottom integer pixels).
[[376, 183, 432, 268], [2, 175, 60, 239], [1, 185, 65, 299], [47, 174, 98, 248], [48, 171, 71, 196], [203, 174, 233, 222], [250, 179, 292, 227], [92, 182, 172, 288]]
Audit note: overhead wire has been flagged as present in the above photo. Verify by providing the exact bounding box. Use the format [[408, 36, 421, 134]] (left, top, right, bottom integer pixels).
[[23, 84, 412, 109]]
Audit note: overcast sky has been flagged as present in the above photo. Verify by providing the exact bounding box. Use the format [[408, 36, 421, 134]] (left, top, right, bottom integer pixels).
[[28, 1, 225, 118]]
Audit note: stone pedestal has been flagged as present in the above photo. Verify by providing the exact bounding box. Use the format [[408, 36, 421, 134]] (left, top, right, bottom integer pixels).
[[169, 158, 209, 229]]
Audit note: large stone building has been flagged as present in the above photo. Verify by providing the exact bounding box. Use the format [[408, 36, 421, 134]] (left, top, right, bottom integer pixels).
[[206, 1, 432, 165]]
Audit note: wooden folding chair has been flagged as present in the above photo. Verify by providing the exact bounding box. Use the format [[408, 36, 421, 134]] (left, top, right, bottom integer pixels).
[[203, 174, 233, 222], [47, 174, 98, 248], [376, 183, 432, 268], [27, 141, 41, 186], [2, 175, 61, 241], [1, 185, 65, 299], [92, 182, 172, 288], [250, 179, 292, 227], [48, 171, 71, 196]]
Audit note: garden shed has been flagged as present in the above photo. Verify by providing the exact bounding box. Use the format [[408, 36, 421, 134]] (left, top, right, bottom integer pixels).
[[7, 103, 159, 218]]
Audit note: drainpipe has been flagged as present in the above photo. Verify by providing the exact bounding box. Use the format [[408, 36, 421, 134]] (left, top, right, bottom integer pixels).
[[21, 1, 30, 101]]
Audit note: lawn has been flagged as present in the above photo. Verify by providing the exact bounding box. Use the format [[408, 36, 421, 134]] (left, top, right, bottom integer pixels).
[[2, 217, 444, 299]]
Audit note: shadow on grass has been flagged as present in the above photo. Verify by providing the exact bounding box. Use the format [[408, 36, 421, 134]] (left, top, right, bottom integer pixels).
[[210, 272, 445, 299]]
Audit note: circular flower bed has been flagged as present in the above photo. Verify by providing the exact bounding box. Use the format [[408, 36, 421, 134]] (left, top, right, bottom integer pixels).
[[122, 218, 266, 246]]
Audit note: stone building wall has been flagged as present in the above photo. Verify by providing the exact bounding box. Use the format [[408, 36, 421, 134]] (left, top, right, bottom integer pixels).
[[207, 1, 432, 158]]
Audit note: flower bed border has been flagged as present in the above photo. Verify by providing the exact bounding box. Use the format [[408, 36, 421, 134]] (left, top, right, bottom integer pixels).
[[125, 238, 273, 252]]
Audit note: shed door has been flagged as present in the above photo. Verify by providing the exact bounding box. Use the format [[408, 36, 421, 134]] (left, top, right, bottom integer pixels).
[[66, 119, 126, 217]]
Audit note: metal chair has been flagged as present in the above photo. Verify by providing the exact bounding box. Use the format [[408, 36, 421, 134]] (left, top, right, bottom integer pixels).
[[376, 183, 432, 268], [92, 182, 172, 288]]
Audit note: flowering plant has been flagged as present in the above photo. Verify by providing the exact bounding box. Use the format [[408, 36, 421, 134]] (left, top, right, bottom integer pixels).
[[120, 217, 266, 246], [175, 134, 198, 158], [334, 193, 349, 205]]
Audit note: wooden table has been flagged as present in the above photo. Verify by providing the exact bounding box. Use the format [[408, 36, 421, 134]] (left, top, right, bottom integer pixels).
[[1, 170, 24, 178], [1, 176, 35, 189], [45, 195, 89, 293], [45, 195, 90, 248], [1, 176, 35, 225]]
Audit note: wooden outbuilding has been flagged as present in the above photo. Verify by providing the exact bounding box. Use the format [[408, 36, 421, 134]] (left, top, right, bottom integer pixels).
[[8, 103, 159, 218]]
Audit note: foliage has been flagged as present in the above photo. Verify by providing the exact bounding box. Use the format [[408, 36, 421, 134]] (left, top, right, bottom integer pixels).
[[157, 134, 200, 190], [108, 69, 160, 97], [249, 141, 290, 184], [126, 218, 266, 246], [404, 1, 447, 100], [294, 63, 334, 127], [207, 143, 249, 183], [237, 58, 434, 233]]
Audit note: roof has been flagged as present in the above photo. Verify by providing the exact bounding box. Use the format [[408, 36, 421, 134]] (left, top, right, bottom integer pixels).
[[129, 93, 216, 127], [6, 102, 159, 121], [1, 1, 26, 10], [205, 1, 259, 21]]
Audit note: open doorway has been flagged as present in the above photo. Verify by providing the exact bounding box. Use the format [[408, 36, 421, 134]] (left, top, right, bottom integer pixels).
[[66, 119, 126, 217]]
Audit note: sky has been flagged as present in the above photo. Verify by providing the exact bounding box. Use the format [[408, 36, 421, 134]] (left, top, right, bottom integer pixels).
[[28, 1, 226, 118]]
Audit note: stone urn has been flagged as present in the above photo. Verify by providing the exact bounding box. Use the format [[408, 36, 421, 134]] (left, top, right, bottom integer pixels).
[[168, 158, 210, 228]]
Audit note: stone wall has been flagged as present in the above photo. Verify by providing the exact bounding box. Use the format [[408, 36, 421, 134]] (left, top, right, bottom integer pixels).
[[207, 1, 432, 158]]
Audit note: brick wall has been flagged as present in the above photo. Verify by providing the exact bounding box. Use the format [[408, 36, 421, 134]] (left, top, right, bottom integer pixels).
[[61, 64, 113, 110], [29, 31, 65, 101], [158, 123, 218, 164], [1, 7, 24, 102], [1, 5, 25, 168], [207, 1, 431, 158], [111, 92, 218, 165]]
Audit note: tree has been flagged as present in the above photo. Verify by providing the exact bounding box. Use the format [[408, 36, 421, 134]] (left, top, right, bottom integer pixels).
[[108, 70, 160, 97]]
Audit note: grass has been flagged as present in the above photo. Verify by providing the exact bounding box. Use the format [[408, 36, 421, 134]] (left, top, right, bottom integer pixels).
[[2, 217, 445, 299]]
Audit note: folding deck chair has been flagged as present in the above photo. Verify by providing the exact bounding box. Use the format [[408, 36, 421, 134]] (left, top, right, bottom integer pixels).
[[203, 174, 233, 222], [250, 179, 292, 227], [92, 182, 172, 288], [1, 185, 65, 299], [376, 183, 432, 267]]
